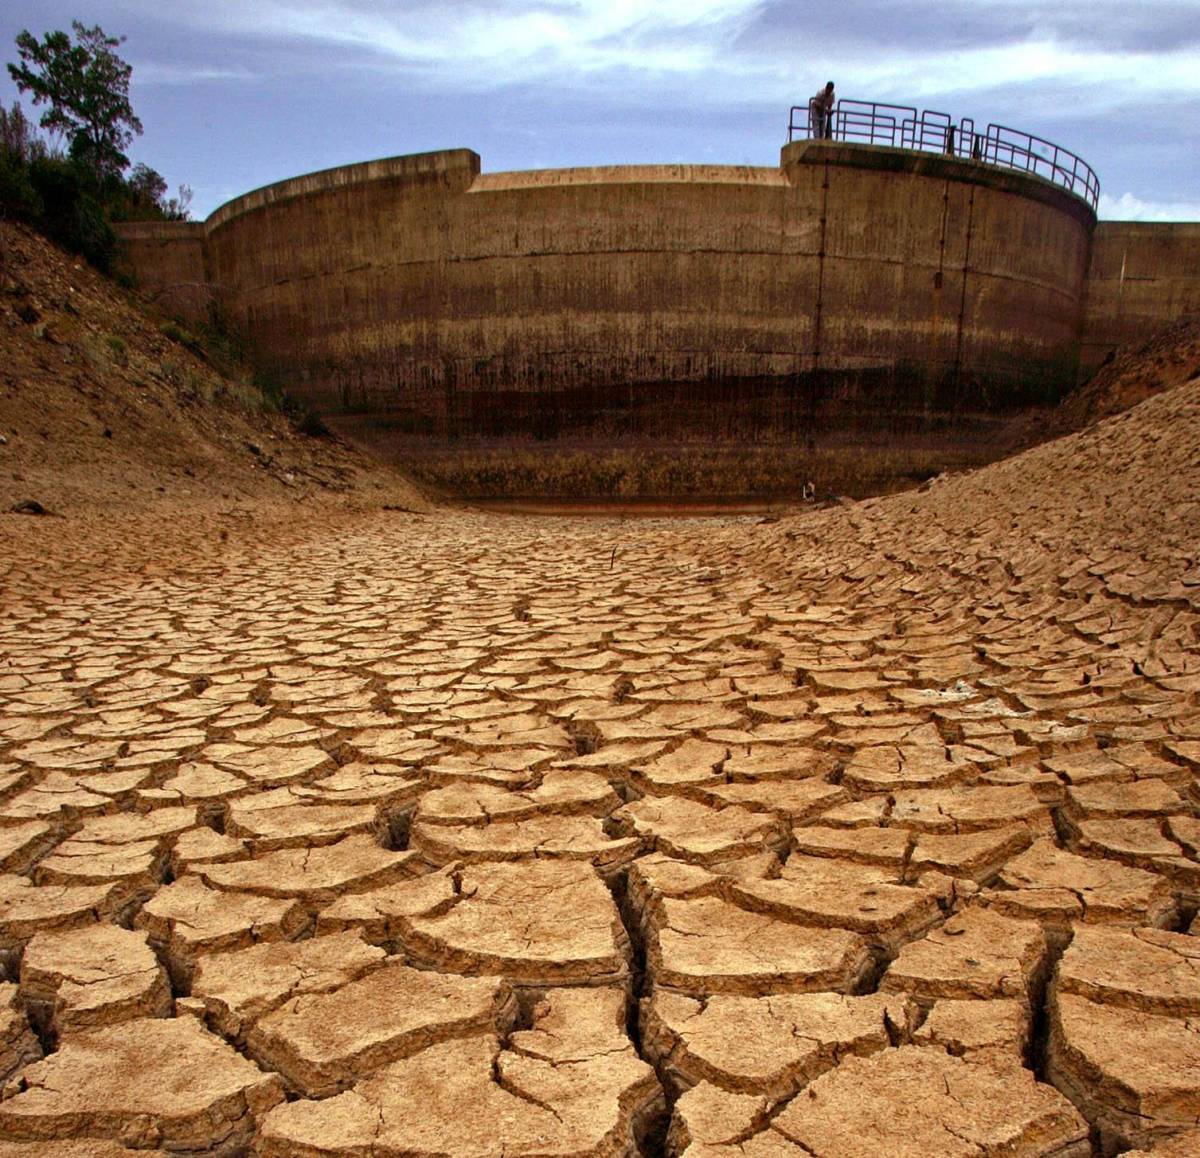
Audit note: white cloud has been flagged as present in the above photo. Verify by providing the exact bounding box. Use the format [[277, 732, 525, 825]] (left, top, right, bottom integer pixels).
[[136, 1, 1200, 108], [133, 63, 258, 86], [860, 42, 1200, 105], [158, 0, 764, 80], [1099, 191, 1200, 221]]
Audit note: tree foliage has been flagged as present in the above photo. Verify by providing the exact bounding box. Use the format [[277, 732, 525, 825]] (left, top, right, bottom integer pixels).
[[0, 103, 44, 221], [125, 162, 193, 221], [2, 26, 192, 270], [7, 21, 142, 184], [128, 161, 166, 206]]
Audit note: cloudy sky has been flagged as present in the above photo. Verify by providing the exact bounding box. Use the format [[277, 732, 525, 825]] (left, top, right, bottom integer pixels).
[[2, 0, 1197, 220]]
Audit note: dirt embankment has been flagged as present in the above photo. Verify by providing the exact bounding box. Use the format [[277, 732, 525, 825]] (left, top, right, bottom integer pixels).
[[1003, 315, 1200, 452], [1061, 316, 1200, 431], [0, 221, 426, 525]]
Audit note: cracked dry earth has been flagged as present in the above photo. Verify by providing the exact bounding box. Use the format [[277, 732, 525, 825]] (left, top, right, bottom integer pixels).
[[2, 380, 1200, 1157]]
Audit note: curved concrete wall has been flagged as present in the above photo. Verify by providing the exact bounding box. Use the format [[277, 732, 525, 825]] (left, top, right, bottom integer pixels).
[[117, 142, 1101, 442]]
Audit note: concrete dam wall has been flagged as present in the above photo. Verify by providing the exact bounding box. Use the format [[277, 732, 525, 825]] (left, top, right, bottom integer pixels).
[[1082, 221, 1200, 370], [115, 141, 1197, 455]]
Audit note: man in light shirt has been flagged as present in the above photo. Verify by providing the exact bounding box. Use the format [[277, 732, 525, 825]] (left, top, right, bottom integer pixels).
[[810, 81, 835, 140]]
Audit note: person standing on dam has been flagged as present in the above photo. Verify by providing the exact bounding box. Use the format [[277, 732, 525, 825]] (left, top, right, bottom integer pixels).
[[810, 81, 835, 139]]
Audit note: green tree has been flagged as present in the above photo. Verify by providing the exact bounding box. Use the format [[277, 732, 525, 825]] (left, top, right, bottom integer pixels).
[[128, 161, 167, 207], [0, 101, 43, 167], [122, 162, 192, 223], [7, 21, 142, 185]]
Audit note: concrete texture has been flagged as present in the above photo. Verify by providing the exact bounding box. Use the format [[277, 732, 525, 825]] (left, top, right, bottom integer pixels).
[[112, 221, 208, 322], [113, 142, 1196, 449], [1081, 222, 1200, 373]]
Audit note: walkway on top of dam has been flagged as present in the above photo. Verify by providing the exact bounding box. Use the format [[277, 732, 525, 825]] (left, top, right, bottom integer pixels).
[[789, 96, 1100, 209]]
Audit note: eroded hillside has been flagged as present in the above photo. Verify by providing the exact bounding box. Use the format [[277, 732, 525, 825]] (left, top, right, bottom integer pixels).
[[1005, 314, 1200, 451], [0, 221, 424, 518]]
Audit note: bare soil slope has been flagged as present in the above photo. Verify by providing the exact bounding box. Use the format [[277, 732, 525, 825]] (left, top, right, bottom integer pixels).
[[1005, 315, 1200, 451], [1065, 316, 1200, 430], [0, 221, 425, 519]]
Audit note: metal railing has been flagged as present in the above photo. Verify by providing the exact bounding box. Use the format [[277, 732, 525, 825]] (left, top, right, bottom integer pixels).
[[788, 99, 1099, 210]]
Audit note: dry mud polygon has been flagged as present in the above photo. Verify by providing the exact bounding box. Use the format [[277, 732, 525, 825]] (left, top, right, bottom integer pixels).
[[2, 380, 1200, 1154]]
